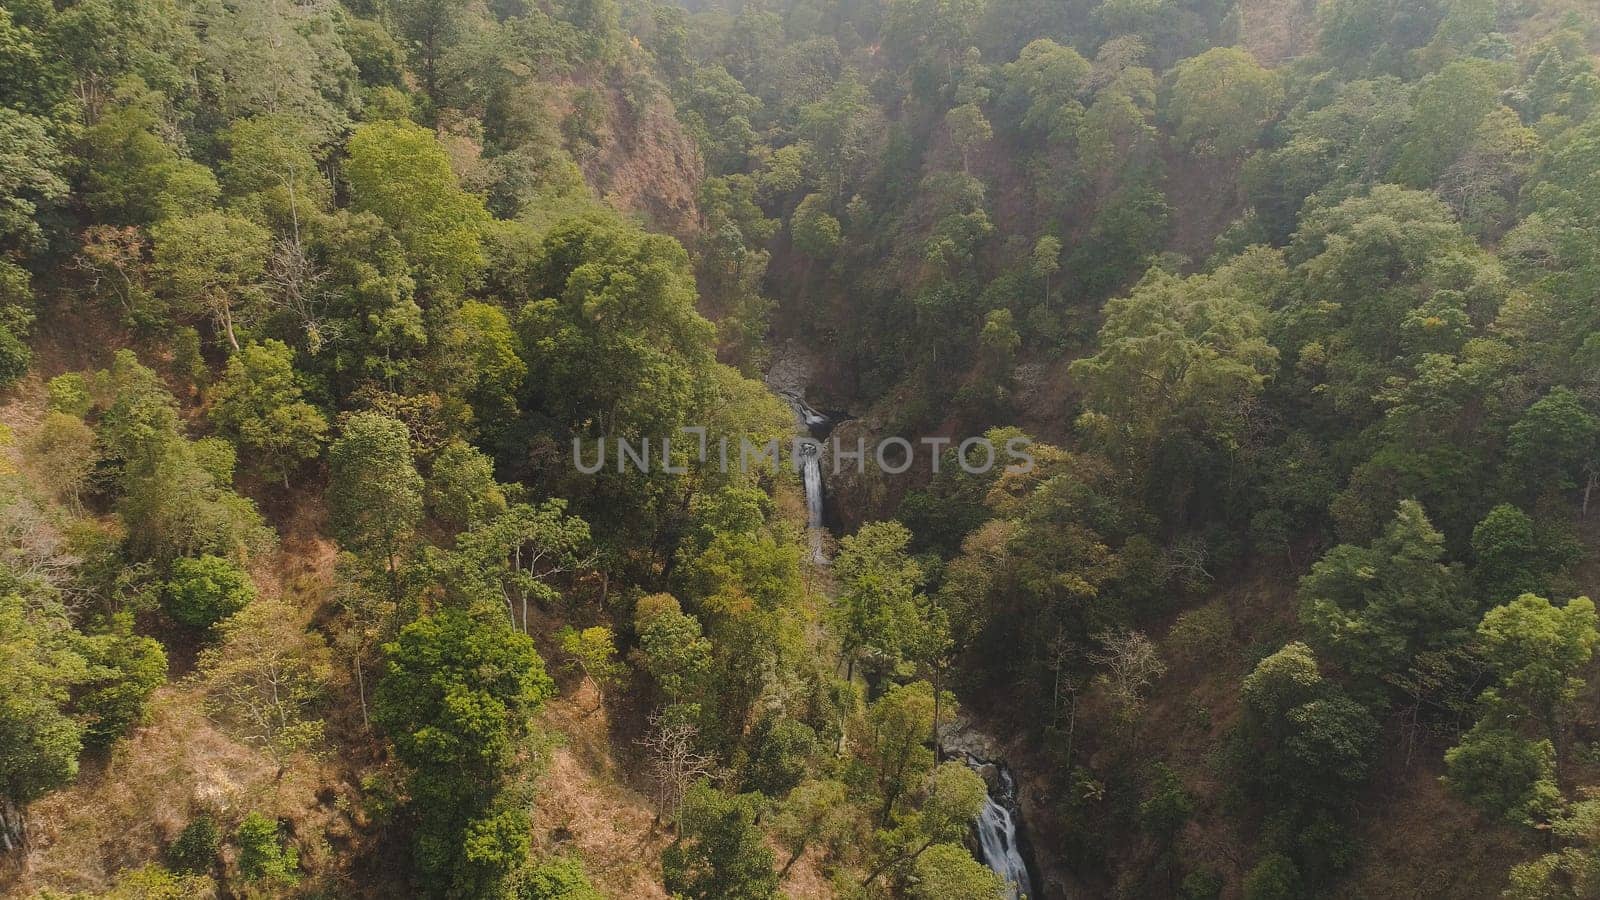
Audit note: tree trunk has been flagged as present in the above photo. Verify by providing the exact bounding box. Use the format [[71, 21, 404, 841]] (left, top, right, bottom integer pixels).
[[355, 655, 369, 729]]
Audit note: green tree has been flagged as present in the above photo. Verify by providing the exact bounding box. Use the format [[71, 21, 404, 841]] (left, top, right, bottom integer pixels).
[[376, 608, 554, 897], [770, 779, 854, 875], [1471, 505, 1552, 604], [1299, 500, 1469, 682], [1443, 721, 1562, 826], [661, 782, 779, 900], [207, 339, 328, 485], [24, 412, 99, 508], [1070, 250, 1280, 483], [945, 103, 993, 173], [510, 214, 716, 439], [234, 811, 300, 885], [1167, 47, 1283, 157], [1477, 593, 1599, 734], [911, 843, 1006, 900], [152, 211, 270, 350], [1390, 59, 1506, 187], [0, 591, 90, 851], [1000, 39, 1091, 141], [163, 554, 255, 629], [426, 440, 507, 531], [631, 593, 712, 707], [198, 599, 330, 775], [858, 681, 951, 823], [1503, 387, 1597, 498], [512, 856, 603, 900], [328, 413, 423, 599], [864, 761, 989, 887], [76, 616, 167, 750], [345, 120, 492, 294], [790, 193, 842, 259], [831, 522, 928, 681], [558, 624, 624, 704], [450, 500, 592, 631]]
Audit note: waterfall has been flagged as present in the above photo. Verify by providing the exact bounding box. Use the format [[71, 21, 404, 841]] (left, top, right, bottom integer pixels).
[[778, 390, 832, 564], [973, 765, 1034, 900], [800, 442, 826, 562]]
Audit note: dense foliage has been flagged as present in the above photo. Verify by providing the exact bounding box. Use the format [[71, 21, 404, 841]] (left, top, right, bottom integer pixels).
[[0, 0, 1598, 897]]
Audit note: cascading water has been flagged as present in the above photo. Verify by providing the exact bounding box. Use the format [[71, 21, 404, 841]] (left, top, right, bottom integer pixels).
[[779, 390, 832, 564], [973, 764, 1034, 900], [799, 442, 826, 562]]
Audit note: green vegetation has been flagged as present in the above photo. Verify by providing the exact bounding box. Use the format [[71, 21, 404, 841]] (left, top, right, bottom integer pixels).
[[0, 0, 1598, 897]]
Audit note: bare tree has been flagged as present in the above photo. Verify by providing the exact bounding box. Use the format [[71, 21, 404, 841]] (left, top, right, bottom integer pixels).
[[638, 712, 713, 823], [1089, 628, 1167, 719]]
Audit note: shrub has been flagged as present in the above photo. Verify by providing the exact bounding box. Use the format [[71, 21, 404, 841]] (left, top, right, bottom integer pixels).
[[164, 554, 255, 629], [1167, 602, 1234, 663], [513, 856, 603, 900], [167, 815, 221, 874], [234, 811, 299, 885], [1243, 853, 1299, 900]]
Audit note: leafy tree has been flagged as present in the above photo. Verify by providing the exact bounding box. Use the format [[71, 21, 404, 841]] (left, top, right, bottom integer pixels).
[[24, 412, 99, 508], [1242, 852, 1299, 900], [456, 300, 526, 437], [76, 616, 166, 750], [631, 593, 712, 706], [207, 339, 328, 485], [791, 193, 842, 259], [234, 811, 300, 885], [741, 712, 818, 796], [770, 779, 855, 875], [1471, 505, 1553, 604], [512, 856, 603, 900], [1000, 39, 1091, 140], [77, 99, 218, 225], [1391, 59, 1506, 187], [1239, 643, 1377, 805], [167, 815, 221, 874], [0, 107, 66, 256], [1476, 593, 1599, 734], [1071, 249, 1280, 489], [0, 592, 88, 850], [558, 624, 624, 704], [945, 103, 993, 173], [426, 440, 507, 531], [858, 681, 950, 823], [864, 761, 989, 887], [152, 211, 270, 350], [1503, 387, 1597, 498], [1167, 47, 1283, 157], [328, 413, 423, 598], [831, 522, 928, 680], [375, 608, 553, 897], [1443, 721, 1562, 826], [509, 214, 716, 440], [910, 843, 1006, 900], [198, 599, 330, 774], [450, 500, 592, 631], [1299, 500, 1469, 682], [163, 554, 255, 629], [345, 120, 492, 294], [661, 782, 779, 900]]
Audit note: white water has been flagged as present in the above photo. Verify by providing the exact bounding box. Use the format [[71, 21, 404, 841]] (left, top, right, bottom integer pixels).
[[966, 760, 1034, 900], [778, 390, 831, 564], [800, 443, 826, 562]]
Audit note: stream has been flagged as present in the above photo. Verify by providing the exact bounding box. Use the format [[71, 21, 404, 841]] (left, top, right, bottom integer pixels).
[[772, 377, 1042, 897]]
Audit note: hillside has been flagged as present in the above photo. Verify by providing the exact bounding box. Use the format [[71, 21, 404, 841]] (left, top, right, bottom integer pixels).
[[3, 0, 1600, 899]]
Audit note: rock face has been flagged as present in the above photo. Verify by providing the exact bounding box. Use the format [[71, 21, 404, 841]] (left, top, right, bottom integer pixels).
[[581, 83, 704, 243]]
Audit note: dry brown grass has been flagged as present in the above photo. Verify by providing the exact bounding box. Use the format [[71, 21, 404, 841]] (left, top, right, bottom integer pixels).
[[4, 684, 360, 897], [533, 680, 671, 899]]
